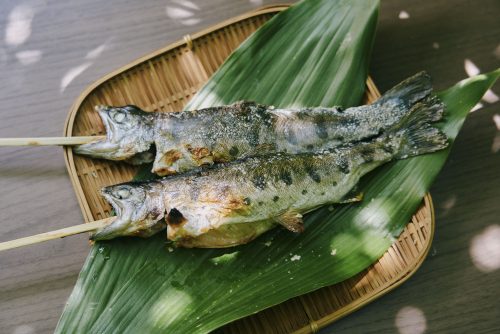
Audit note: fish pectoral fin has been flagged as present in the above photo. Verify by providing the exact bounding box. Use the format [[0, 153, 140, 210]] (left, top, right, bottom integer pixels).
[[339, 191, 364, 204], [275, 211, 304, 233]]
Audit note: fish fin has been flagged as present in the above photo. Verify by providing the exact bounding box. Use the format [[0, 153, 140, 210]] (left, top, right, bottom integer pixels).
[[339, 191, 364, 203], [376, 71, 433, 108], [275, 211, 304, 233], [382, 95, 448, 159]]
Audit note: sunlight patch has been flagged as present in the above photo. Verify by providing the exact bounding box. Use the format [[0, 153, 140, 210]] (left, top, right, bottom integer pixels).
[[493, 114, 500, 131], [86, 42, 110, 60], [395, 306, 427, 334], [494, 44, 500, 60], [355, 198, 391, 231], [464, 59, 480, 77], [470, 102, 483, 112], [13, 325, 35, 334], [5, 4, 35, 47], [211, 251, 239, 265], [172, 0, 200, 10], [15, 50, 42, 65], [482, 89, 499, 104], [60, 62, 92, 92], [398, 11, 410, 20], [470, 225, 500, 273], [149, 289, 192, 327], [166, 1, 201, 26]]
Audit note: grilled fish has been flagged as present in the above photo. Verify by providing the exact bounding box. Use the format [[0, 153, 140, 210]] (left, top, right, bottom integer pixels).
[[75, 72, 434, 176], [92, 95, 447, 247]]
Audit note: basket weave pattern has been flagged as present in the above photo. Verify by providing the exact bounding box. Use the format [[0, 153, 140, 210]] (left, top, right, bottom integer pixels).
[[63, 6, 433, 333]]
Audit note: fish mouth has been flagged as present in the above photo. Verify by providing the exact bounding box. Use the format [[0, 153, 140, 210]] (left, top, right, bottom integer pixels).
[[73, 105, 120, 158], [90, 189, 134, 240]]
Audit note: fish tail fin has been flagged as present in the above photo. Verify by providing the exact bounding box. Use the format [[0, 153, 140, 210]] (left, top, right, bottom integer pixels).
[[380, 95, 448, 159], [376, 71, 433, 108]]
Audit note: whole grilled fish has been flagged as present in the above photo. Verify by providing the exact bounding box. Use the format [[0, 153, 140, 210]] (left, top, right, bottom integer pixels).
[[75, 72, 434, 176], [92, 96, 447, 247]]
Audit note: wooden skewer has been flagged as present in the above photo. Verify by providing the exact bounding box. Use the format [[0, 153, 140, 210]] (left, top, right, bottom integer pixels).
[[0, 217, 115, 252], [0, 136, 106, 146]]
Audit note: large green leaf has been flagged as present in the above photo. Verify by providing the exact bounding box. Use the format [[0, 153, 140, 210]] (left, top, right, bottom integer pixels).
[[55, 0, 499, 332]]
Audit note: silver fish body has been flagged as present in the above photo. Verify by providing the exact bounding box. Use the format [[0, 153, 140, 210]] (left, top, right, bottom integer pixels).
[[76, 72, 434, 175], [92, 95, 448, 247]]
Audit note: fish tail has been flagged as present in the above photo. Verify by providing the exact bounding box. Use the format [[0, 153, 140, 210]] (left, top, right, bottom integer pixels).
[[376, 71, 433, 109], [380, 94, 448, 159]]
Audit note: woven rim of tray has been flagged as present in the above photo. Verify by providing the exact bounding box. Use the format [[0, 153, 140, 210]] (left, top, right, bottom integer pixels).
[[62, 5, 435, 333]]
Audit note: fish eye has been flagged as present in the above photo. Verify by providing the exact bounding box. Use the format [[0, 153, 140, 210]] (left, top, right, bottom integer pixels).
[[114, 188, 131, 199], [110, 109, 128, 123]]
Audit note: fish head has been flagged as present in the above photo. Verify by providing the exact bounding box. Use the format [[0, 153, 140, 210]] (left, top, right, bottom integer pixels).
[[74, 105, 154, 161], [91, 182, 166, 240]]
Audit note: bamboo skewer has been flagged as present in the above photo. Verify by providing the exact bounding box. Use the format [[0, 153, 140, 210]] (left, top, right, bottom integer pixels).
[[0, 136, 106, 146], [0, 217, 115, 251]]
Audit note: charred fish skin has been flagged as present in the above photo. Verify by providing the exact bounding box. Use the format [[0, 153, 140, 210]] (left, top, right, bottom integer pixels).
[[93, 95, 448, 247], [74, 72, 433, 176]]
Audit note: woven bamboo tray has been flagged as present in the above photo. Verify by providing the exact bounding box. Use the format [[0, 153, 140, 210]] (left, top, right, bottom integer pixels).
[[63, 5, 434, 333]]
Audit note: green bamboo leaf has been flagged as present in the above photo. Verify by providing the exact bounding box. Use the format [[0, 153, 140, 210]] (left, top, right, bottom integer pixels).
[[55, 0, 499, 331]]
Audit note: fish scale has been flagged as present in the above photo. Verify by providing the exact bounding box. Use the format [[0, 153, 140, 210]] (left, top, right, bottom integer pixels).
[[75, 72, 435, 176], [91, 90, 448, 248]]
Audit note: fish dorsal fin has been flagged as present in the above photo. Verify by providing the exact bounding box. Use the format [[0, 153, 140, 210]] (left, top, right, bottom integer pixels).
[[275, 211, 304, 233]]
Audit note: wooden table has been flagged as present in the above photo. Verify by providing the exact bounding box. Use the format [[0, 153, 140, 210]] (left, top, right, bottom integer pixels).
[[0, 0, 498, 333]]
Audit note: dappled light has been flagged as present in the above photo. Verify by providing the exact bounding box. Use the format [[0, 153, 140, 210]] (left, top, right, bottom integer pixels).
[[149, 289, 192, 327], [398, 11, 410, 20], [15, 50, 42, 65], [166, 0, 201, 26], [494, 44, 500, 60], [86, 41, 111, 60], [492, 115, 500, 153], [59, 41, 111, 92], [211, 251, 239, 265], [4, 4, 35, 47], [355, 198, 391, 232], [439, 194, 456, 216], [432, 42, 440, 49], [482, 89, 499, 104], [395, 306, 427, 334], [469, 225, 500, 273], [470, 102, 484, 112], [493, 114, 500, 130], [60, 62, 92, 93], [12, 325, 35, 334], [492, 133, 500, 153], [464, 59, 499, 109], [464, 59, 480, 76]]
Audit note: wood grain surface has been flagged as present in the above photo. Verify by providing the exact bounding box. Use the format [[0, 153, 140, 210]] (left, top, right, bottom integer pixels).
[[0, 1, 498, 333]]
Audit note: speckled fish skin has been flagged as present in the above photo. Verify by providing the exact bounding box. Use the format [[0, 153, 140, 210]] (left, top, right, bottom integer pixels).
[[91, 95, 448, 247], [75, 72, 433, 175]]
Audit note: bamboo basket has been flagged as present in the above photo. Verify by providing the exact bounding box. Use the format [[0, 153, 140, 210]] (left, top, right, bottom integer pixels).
[[63, 5, 434, 333]]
